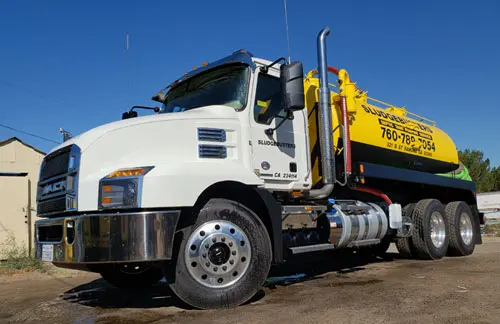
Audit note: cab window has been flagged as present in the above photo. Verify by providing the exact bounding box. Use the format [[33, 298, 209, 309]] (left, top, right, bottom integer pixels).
[[254, 73, 283, 124]]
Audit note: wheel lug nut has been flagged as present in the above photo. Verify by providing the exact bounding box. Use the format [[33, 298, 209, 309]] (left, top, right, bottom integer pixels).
[[212, 237, 217, 243], [202, 253, 207, 258], [221, 237, 226, 242], [222, 266, 227, 271], [229, 242, 233, 247], [232, 251, 236, 255], [206, 262, 210, 267], [229, 260, 234, 265], [213, 267, 218, 272], [205, 243, 209, 248]]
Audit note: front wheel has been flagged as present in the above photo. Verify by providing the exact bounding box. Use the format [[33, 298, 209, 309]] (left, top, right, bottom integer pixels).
[[168, 198, 272, 309]]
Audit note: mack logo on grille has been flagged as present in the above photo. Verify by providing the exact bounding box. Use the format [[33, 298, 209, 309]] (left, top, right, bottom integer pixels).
[[41, 180, 67, 196]]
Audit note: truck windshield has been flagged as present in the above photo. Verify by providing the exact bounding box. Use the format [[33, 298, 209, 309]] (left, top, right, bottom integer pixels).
[[162, 64, 250, 113]]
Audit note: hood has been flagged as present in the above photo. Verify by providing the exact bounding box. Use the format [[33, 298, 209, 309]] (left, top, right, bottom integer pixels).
[[49, 105, 239, 153]]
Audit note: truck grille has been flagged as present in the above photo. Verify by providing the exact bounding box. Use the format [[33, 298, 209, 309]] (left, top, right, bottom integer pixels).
[[40, 146, 71, 181], [37, 196, 67, 215], [37, 145, 80, 217]]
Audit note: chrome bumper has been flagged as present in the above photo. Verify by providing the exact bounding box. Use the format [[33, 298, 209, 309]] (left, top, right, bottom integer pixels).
[[34, 211, 180, 266]]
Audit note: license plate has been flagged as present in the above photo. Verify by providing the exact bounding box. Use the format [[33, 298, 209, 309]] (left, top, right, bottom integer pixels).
[[41, 245, 54, 262]]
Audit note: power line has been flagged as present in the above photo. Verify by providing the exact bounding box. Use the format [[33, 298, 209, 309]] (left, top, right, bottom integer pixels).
[[0, 123, 60, 144]]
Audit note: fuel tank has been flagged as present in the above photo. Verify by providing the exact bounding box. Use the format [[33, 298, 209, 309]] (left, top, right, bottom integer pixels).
[[304, 72, 459, 186]]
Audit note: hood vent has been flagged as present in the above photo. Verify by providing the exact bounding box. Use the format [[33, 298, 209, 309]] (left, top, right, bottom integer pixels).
[[197, 128, 226, 142], [199, 145, 227, 159]]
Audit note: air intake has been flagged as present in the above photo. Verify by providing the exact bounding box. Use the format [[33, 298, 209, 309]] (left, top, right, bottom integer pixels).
[[199, 145, 227, 159], [197, 128, 226, 142]]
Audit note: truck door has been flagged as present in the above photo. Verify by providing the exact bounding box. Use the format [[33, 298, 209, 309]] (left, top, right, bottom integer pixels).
[[248, 68, 310, 191]]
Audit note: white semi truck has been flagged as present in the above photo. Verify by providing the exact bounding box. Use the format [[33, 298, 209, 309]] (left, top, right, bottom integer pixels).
[[34, 27, 482, 309]]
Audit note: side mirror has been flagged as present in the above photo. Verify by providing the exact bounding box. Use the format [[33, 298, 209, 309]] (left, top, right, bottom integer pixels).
[[280, 61, 305, 111], [122, 111, 138, 120]]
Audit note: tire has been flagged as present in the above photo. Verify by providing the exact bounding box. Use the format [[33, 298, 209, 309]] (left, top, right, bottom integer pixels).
[[167, 198, 272, 309], [411, 199, 449, 260], [445, 201, 476, 256], [100, 264, 164, 289], [395, 203, 416, 258]]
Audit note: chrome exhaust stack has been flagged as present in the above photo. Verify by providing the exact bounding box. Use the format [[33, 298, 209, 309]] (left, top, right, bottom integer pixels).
[[309, 27, 335, 199]]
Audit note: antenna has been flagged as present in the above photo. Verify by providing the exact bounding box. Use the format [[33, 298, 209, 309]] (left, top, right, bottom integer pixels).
[[283, 0, 291, 63], [126, 32, 131, 107]]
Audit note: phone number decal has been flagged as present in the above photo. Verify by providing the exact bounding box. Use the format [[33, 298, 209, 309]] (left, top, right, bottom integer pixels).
[[378, 119, 436, 157]]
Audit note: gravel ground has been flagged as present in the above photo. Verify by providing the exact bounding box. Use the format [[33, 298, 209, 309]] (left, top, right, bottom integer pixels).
[[1, 238, 499, 324]]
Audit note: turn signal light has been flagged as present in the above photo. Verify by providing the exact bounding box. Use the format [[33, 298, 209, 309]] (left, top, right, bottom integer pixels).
[[106, 167, 152, 178], [102, 197, 112, 204]]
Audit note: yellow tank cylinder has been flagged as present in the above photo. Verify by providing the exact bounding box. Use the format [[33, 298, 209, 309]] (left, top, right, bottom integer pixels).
[[304, 72, 459, 186]]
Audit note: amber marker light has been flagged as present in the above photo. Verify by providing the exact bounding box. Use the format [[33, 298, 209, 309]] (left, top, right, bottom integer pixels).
[[106, 167, 153, 179], [101, 197, 112, 204]]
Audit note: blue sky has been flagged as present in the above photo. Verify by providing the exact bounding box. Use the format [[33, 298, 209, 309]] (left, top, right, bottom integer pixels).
[[1, 0, 499, 166]]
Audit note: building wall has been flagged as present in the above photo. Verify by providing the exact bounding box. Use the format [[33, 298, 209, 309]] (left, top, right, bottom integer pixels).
[[0, 140, 44, 206], [0, 140, 44, 258], [0, 177, 30, 259]]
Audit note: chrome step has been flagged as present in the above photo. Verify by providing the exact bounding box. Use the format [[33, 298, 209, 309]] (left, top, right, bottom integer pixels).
[[288, 243, 335, 254]]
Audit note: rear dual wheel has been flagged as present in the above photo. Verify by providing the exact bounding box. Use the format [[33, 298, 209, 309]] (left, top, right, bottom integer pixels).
[[396, 199, 476, 260], [445, 201, 476, 256], [411, 199, 449, 260], [395, 203, 416, 258]]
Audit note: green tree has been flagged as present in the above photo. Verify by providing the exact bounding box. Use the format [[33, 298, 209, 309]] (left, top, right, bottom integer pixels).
[[490, 167, 500, 191], [458, 149, 494, 192]]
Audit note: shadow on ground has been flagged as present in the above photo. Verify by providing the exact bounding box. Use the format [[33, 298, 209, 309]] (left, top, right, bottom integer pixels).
[[61, 250, 398, 309]]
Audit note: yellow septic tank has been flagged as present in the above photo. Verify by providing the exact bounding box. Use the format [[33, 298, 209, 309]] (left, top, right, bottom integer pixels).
[[304, 68, 459, 186]]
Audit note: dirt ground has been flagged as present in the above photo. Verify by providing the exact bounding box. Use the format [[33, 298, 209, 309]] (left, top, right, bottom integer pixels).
[[1, 238, 499, 324]]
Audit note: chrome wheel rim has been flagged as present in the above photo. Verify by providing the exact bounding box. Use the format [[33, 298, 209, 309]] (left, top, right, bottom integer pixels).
[[185, 220, 251, 288], [459, 212, 473, 246], [430, 211, 446, 249]]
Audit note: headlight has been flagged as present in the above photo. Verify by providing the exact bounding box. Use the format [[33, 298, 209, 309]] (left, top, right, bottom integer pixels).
[[98, 166, 153, 209]]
